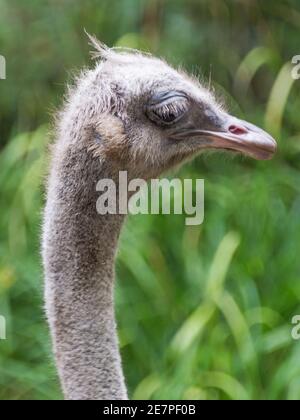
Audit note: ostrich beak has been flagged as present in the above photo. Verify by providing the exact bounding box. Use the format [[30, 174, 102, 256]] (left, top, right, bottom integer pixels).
[[201, 116, 277, 160], [172, 114, 277, 160]]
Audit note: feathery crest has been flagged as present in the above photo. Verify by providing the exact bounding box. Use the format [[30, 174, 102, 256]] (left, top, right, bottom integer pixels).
[[85, 30, 154, 63], [85, 30, 110, 61]]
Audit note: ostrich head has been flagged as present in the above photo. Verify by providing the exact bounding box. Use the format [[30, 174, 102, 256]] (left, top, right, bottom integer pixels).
[[81, 36, 276, 180]]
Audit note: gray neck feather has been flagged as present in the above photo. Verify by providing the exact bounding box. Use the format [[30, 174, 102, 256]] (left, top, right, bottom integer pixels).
[[43, 138, 128, 400]]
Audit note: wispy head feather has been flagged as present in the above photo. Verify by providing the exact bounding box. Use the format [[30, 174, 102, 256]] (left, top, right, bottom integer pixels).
[[85, 30, 110, 61], [85, 30, 155, 64]]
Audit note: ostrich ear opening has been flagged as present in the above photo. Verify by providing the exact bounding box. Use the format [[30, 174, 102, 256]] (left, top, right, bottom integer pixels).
[[85, 30, 110, 61]]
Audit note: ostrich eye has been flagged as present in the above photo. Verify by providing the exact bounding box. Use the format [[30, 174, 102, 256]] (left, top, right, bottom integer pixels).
[[146, 91, 189, 126]]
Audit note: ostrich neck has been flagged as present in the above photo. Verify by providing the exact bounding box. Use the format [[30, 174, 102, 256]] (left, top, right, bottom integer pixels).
[[43, 143, 128, 400]]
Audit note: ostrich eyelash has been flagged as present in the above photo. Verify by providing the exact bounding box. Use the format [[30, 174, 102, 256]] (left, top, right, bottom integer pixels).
[[155, 100, 188, 118], [147, 98, 189, 125]]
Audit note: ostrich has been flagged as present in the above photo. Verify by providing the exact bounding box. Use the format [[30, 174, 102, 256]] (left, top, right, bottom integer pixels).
[[42, 36, 276, 400]]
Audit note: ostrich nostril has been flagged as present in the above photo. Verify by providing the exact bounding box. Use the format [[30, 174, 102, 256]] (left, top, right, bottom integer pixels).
[[228, 125, 248, 136]]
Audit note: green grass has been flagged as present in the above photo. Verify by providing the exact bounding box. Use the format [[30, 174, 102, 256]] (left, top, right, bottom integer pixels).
[[1, 0, 300, 400], [1, 124, 300, 400]]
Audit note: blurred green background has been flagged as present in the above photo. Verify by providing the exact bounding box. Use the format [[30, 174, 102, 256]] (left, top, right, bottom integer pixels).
[[1, 0, 300, 400]]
